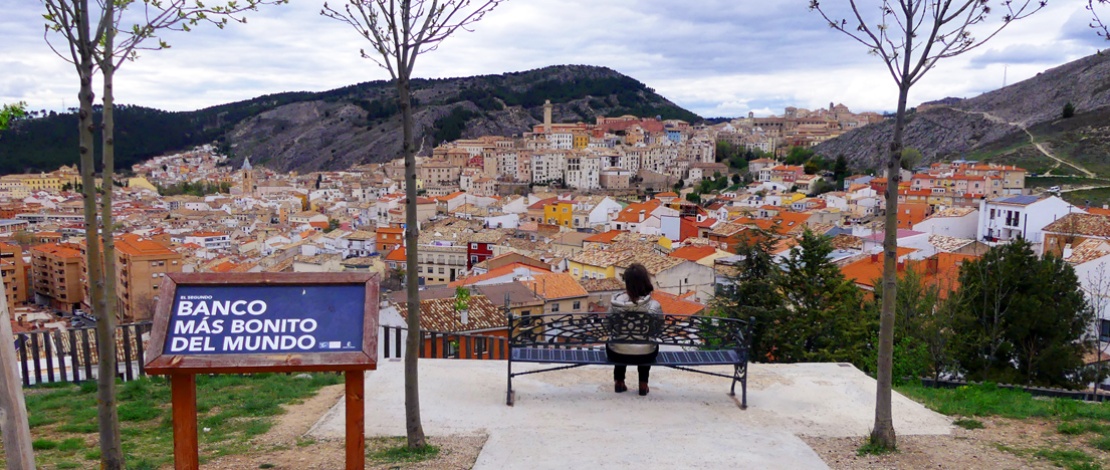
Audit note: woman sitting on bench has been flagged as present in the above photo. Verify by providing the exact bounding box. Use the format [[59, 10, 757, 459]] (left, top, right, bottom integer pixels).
[[606, 263, 663, 396]]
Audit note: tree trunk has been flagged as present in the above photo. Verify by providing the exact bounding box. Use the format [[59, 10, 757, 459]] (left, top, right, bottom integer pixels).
[[872, 82, 910, 449], [399, 74, 426, 449], [97, 50, 124, 469], [0, 276, 35, 469]]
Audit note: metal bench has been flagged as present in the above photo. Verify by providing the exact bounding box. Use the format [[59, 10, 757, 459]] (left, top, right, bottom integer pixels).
[[506, 311, 753, 408]]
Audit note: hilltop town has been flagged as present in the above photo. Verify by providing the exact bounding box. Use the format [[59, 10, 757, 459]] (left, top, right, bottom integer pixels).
[[3, 102, 1106, 349]]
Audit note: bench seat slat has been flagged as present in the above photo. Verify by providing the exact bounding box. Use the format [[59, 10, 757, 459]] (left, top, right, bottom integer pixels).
[[512, 348, 739, 366]]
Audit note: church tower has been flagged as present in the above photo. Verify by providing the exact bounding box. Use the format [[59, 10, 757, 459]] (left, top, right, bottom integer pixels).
[[241, 156, 256, 196]]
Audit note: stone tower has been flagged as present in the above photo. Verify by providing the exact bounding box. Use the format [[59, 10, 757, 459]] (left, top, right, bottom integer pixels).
[[543, 99, 553, 134], [241, 156, 256, 196]]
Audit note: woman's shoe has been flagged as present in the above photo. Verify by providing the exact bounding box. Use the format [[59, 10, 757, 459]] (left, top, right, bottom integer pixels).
[[615, 380, 627, 393], [639, 382, 649, 396]]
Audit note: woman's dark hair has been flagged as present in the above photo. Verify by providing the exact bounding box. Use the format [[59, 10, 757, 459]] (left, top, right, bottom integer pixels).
[[623, 263, 654, 302]]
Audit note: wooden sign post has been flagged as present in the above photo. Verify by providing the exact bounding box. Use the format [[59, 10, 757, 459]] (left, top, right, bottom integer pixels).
[[144, 273, 378, 470]]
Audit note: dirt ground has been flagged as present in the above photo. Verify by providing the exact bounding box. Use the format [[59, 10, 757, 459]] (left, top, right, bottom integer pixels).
[[205, 386, 1097, 469], [805, 416, 1108, 469], [203, 384, 487, 469]]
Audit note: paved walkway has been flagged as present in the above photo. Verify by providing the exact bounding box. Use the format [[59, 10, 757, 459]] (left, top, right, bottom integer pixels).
[[308, 360, 952, 469]]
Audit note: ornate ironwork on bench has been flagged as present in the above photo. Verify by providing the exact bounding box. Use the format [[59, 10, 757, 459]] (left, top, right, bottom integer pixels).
[[506, 311, 754, 408]]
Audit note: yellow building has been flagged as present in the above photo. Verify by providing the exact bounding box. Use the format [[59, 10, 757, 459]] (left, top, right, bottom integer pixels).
[[128, 177, 158, 192], [567, 249, 628, 281], [572, 131, 590, 150], [543, 201, 575, 228], [2, 174, 63, 192]]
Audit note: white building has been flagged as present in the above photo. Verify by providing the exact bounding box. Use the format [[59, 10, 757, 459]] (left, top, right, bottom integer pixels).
[[977, 195, 1083, 253]]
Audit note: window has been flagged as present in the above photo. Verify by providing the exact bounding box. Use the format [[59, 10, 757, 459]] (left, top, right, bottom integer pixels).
[[471, 243, 477, 249], [573, 268, 579, 276], [1101, 319, 1110, 343], [573, 301, 581, 310], [551, 303, 560, 313], [438, 267, 444, 274]]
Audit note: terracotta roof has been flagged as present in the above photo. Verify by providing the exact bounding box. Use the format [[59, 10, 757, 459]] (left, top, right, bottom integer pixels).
[[449, 263, 550, 287], [1066, 239, 1110, 265], [613, 200, 662, 223], [1043, 213, 1110, 238], [651, 291, 705, 316], [31, 242, 82, 259], [116, 233, 178, 257], [578, 277, 625, 292], [583, 230, 626, 244], [669, 245, 717, 262], [384, 247, 407, 262], [395, 294, 505, 332], [520, 273, 588, 300]]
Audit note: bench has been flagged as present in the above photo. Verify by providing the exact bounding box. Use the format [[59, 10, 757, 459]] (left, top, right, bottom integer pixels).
[[506, 311, 753, 408]]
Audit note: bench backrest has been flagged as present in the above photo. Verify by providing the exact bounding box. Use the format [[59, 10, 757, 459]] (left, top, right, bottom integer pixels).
[[508, 312, 751, 352]]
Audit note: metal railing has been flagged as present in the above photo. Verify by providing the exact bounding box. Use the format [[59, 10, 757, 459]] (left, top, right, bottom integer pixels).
[[17, 324, 512, 387], [15, 322, 151, 386]]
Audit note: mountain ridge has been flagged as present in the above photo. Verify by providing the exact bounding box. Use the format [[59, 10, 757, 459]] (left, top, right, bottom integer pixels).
[[813, 52, 1110, 174], [0, 64, 701, 174]]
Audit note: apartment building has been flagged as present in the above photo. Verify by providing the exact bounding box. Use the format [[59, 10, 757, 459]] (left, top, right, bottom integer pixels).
[[103, 234, 183, 321], [30, 242, 84, 312], [0, 243, 27, 313]]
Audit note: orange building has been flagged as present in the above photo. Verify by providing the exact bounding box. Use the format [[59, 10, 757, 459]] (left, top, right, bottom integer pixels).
[[376, 226, 404, 254], [95, 234, 184, 321], [840, 251, 977, 299], [30, 243, 84, 312], [897, 203, 933, 230], [0, 242, 27, 313]]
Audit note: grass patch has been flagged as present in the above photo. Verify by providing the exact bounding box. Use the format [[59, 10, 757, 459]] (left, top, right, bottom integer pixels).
[[953, 418, 984, 430], [857, 438, 897, 456], [32, 438, 59, 450], [1026, 176, 1107, 188], [9, 373, 343, 469], [1063, 188, 1110, 208], [57, 437, 85, 452], [1033, 448, 1099, 470], [367, 437, 441, 464]]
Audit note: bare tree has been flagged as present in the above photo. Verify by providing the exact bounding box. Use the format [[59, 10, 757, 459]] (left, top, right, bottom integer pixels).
[[321, 0, 507, 449], [808, 0, 1046, 450], [41, 0, 284, 466], [1092, 0, 1109, 40], [1084, 261, 1110, 392]]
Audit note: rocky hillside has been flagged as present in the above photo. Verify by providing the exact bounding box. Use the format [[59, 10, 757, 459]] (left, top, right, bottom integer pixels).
[[814, 52, 1110, 174], [0, 65, 700, 174]]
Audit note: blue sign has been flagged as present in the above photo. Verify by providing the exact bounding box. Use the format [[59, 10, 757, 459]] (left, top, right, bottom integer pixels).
[[164, 284, 365, 355]]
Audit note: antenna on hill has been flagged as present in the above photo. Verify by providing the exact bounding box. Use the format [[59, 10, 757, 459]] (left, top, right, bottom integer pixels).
[[1003, 65, 1008, 88]]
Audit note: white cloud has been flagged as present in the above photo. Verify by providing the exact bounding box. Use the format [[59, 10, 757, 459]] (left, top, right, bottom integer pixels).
[[1, 0, 1101, 117]]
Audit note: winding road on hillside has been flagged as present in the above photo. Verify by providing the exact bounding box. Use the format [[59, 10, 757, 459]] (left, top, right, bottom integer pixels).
[[945, 106, 1097, 178]]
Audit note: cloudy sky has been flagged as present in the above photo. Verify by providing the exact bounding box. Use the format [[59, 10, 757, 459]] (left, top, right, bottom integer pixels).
[[2, 0, 1104, 118]]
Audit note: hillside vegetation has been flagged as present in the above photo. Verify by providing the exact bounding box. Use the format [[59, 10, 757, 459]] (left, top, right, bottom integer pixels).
[[814, 53, 1110, 177], [0, 65, 700, 174]]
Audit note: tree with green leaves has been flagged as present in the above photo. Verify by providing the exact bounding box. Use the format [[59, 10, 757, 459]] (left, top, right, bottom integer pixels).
[[900, 147, 923, 171], [952, 240, 1093, 388], [0, 102, 27, 132], [833, 154, 848, 184], [784, 146, 814, 165], [710, 228, 785, 362], [321, 0, 507, 449], [776, 229, 872, 363], [809, 0, 1047, 449], [42, 0, 285, 466], [866, 265, 948, 383]]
